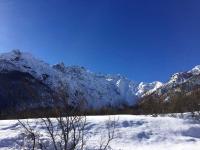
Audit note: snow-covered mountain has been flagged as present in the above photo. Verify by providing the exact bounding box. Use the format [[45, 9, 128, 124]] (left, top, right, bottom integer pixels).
[[145, 65, 200, 102], [166, 65, 200, 86], [2, 49, 200, 112], [0, 50, 162, 111]]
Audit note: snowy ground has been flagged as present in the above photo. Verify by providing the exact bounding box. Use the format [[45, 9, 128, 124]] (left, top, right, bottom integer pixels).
[[0, 114, 200, 150]]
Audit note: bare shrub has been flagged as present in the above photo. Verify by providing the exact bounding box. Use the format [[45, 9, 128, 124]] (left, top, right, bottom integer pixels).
[[18, 85, 117, 150], [99, 116, 118, 150]]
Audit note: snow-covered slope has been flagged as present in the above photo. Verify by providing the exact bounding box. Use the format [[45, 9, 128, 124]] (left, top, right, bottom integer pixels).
[[0, 50, 162, 109], [136, 81, 163, 96], [0, 114, 200, 150], [0, 50, 63, 88]]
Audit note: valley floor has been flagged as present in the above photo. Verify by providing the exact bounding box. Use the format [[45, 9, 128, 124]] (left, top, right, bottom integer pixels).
[[0, 114, 200, 150]]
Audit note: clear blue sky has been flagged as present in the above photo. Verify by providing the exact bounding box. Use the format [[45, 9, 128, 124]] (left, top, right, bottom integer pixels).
[[0, 0, 200, 82]]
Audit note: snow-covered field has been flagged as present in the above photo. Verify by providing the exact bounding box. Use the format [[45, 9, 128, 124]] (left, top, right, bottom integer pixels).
[[0, 114, 200, 150]]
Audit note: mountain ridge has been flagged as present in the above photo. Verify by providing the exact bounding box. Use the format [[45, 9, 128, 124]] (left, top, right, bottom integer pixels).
[[0, 50, 162, 111], [0, 49, 199, 112]]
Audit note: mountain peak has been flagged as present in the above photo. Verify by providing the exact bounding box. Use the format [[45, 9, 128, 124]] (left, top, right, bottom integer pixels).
[[52, 62, 66, 72], [188, 65, 200, 75]]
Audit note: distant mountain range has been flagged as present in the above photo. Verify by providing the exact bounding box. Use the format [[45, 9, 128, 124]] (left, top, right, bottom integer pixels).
[[0, 50, 199, 114], [143, 64, 200, 103]]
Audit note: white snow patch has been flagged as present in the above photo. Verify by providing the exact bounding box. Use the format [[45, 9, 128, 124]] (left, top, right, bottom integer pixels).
[[0, 114, 200, 150]]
